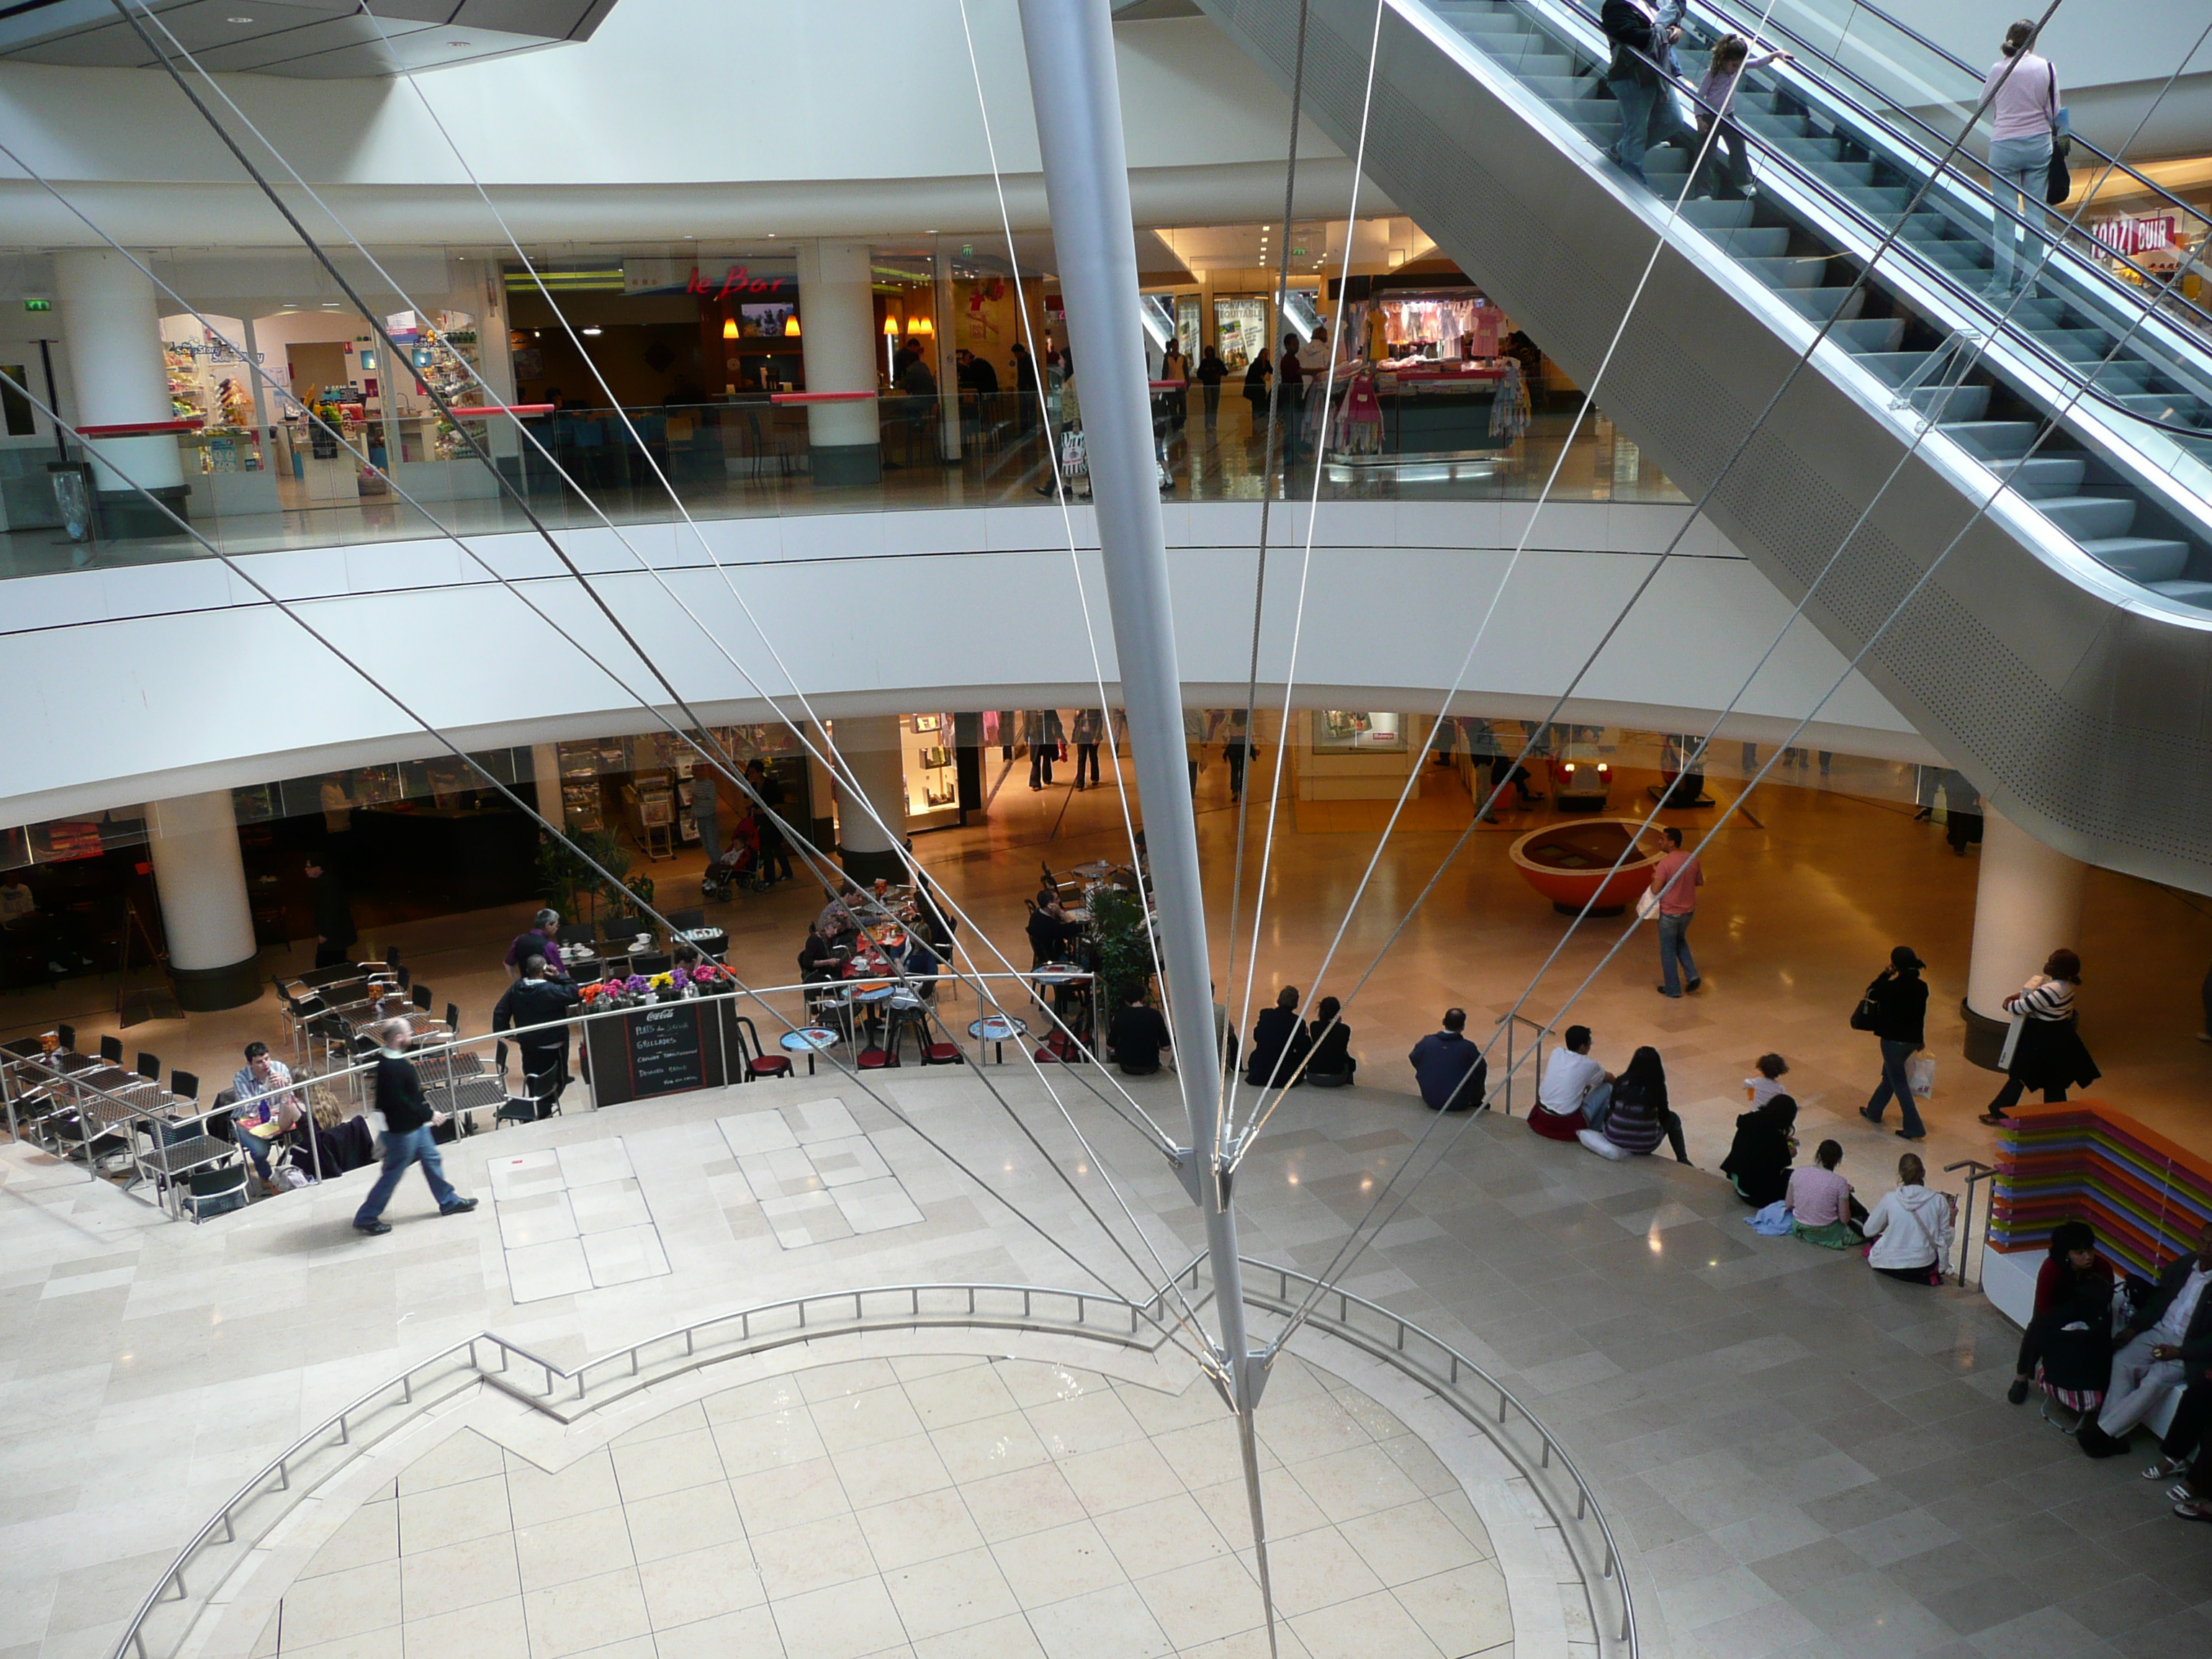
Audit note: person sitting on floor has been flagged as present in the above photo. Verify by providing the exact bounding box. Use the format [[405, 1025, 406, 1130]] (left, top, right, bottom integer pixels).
[[1408, 1007, 1487, 1112], [1305, 995, 1356, 1086], [228, 1040, 305, 1196], [2077, 1220, 2212, 1459], [1530, 1025, 1611, 1142], [1245, 986, 1310, 1089], [1745, 1051, 1790, 1106], [1860, 1154, 1954, 1285], [1107, 987, 1174, 1077], [1719, 1092, 1797, 1205], [1581, 1045, 1690, 1163], [1787, 1140, 1864, 1248], [2004, 1219, 2116, 1415], [2141, 1372, 2212, 1490]]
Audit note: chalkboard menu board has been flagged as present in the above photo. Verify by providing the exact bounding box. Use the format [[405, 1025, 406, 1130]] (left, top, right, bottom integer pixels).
[[586, 999, 734, 1105]]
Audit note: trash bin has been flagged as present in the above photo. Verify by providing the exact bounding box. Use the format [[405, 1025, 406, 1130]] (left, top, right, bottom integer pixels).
[[46, 460, 95, 542]]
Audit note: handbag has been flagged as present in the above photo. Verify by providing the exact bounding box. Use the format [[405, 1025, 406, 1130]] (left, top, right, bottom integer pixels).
[[1848, 975, 1883, 1032], [2044, 66, 2072, 204], [1997, 1010, 2026, 1070], [1058, 425, 1088, 480]]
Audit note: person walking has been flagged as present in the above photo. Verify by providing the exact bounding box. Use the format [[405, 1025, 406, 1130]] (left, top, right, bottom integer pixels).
[[1195, 345, 1226, 433], [1071, 708, 1105, 791], [305, 856, 356, 970], [1859, 945, 1930, 1141], [745, 759, 793, 884], [1026, 710, 1057, 790], [1221, 711, 1255, 802], [1241, 350, 1272, 448], [1980, 948, 2099, 1125], [1981, 19, 2062, 296], [354, 1018, 477, 1235], [1647, 827, 1703, 997], [1601, 0, 1688, 187], [1275, 334, 1305, 464]]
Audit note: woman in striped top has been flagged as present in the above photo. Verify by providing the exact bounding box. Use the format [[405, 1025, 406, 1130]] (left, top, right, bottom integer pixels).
[[1982, 948, 2101, 1125]]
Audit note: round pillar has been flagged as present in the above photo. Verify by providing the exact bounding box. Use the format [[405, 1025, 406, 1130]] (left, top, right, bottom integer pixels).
[[1961, 809, 2087, 1069], [832, 715, 907, 885], [147, 791, 262, 1011], [796, 239, 881, 485], [54, 248, 189, 538]]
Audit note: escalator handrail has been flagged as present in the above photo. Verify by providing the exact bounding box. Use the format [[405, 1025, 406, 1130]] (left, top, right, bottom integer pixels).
[[1808, 0, 2211, 243], [1682, 0, 2212, 336], [1460, 4, 2212, 451], [1538, 0, 2212, 341]]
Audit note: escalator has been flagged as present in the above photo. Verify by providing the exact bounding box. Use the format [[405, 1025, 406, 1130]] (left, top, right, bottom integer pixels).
[[1191, 0, 2212, 889]]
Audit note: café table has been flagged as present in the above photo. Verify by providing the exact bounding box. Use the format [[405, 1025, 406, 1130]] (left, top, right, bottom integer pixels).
[[779, 1028, 840, 1076], [967, 1015, 1028, 1064]]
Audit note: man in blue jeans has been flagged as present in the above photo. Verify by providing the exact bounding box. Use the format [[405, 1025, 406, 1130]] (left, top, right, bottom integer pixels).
[[1601, 0, 1691, 186], [1860, 945, 1930, 1141], [354, 1017, 477, 1236], [1647, 827, 1704, 997]]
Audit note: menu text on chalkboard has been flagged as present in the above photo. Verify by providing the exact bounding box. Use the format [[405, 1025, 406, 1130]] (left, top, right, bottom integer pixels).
[[629, 1004, 706, 1097]]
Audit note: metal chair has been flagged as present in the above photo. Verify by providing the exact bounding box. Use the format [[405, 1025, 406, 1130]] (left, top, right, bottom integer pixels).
[[667, 907, 706, 931], [171, 1070, 199, 1103], [732, 1015, 791, 1081], [55, 1022, 75, 1054], [99, 1034, 124, 1065], [385, 945, 403, 968], [632, 952, 673, 976], [136, 1051, 161, 1082], [395, 965, 413, 993], [411, 983, 432, 1012], [446, 1002, 461, 1037], [181, 1161, 248, 1221]]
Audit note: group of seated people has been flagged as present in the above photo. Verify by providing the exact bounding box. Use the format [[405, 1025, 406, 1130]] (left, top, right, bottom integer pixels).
[[217, 1040, 377, 1195], [1525, 1024, 1691, 1164], [799, 881, 949, 993], [1101, 982, 1360, 1086], [2005, 1218, 2212, 1521]]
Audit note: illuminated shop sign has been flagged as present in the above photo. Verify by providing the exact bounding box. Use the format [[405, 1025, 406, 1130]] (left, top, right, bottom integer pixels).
[[623, 257, 798, 299]]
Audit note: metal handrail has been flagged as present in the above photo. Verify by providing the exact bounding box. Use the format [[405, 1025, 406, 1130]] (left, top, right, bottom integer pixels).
[[1492, 1010, 1551, 1115], [1480, 1, 2212, 449], [1944, 1157, 1997, 1287], [1815, 0, 2212, 249], [1673, 0, 2212, 334], [1233, 1256, 1638, 1654], [106, 1261, 1638, 1659]]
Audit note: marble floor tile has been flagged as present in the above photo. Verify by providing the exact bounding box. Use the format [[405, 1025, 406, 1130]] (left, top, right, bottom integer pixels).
[[505, 1236, 592, 1303]]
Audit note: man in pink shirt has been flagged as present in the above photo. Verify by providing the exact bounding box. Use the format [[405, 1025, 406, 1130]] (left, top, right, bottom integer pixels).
[[1649, 826, 1703, 997]]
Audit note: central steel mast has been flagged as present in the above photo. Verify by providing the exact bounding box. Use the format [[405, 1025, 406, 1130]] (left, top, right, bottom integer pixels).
[[1014, 1, 1275, 1646]]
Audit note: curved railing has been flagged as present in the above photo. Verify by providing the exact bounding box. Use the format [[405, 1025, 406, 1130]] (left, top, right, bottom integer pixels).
[[107, 1262, 1639, 1659]]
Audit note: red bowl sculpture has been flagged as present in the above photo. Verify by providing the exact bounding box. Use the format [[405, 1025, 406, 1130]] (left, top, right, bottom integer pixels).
[[1509, 818, 1668, 917]]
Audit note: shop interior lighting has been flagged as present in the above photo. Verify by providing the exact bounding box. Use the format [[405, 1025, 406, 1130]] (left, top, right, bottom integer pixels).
[[581, 324, 603, 336], [783, 315, 801, 337], [907, 316, 933, 335], [722, 316, 739, 339], [884, 315, 901, 335]]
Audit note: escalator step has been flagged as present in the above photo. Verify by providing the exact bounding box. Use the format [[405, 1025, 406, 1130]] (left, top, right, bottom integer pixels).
[[1801, 159, 1879, 187], [2028, 328, 2119, 361], [1781, 287, 1870, 323], [1741, 256, 1827, 290], [1523, 75, 1600, 102], [1943, 421, 2038, 458], [1711, 227, 1789, 257], [2113, 393, 2209, 428], [2033, 497, 2141, 541], [1856, 351, 1936, 387], [2145, 579, 2212, 608], [1990, 456, 2088, 495], [1833, 318, 1907, 352], [2082, 538, 2190, 583], [1678, 199, 1755, 229], [1907, 385, 1991, 422]]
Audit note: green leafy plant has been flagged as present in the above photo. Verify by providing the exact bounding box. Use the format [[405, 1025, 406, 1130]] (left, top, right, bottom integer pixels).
[[1087, 885, 1156, 1008], [536, 828, 654, 927]]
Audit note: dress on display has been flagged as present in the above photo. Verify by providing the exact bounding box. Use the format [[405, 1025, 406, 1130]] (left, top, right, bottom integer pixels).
[[1491, 358, 1532, 444], [1336, 367, 1384, 455]]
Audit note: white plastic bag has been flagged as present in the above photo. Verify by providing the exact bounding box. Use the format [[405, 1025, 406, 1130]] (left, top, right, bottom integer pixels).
[[1634, 887, 1660, 922], [1906, 1051, 1936, 1098]]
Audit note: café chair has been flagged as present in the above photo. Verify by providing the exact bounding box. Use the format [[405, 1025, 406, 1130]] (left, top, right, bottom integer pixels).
[[55, 1022, 76, 1055], [99, 1034, 125, 1065], [632, 953, 673, 977], [385, 946, 403, 968], [395, 965, 413, 993], [446, 1002, 462, 1038], [181, 1161, 248, 1222], [667, 907, 706, 932], [411, 983, 433, 1012], [732, 1016, 791, 1081]]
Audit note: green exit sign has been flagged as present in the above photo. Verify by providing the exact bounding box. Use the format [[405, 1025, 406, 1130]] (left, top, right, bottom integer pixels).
[[23, 297, 50, 312]]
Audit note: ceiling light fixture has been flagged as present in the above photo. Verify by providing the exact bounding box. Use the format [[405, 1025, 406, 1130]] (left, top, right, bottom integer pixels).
[[581, 324, 603, 336], [784, 315, 800, 337]]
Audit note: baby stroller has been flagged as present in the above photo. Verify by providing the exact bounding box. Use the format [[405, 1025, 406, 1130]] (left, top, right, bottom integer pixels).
[[701, 814, 767, 900]]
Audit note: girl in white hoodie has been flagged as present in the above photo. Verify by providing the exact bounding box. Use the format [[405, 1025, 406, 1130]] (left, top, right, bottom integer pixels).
[[1861, 1154, 1955, 1286]]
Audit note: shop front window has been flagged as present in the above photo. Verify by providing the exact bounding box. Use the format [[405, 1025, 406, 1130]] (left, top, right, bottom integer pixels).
[[1316, 711, 1404, 752]]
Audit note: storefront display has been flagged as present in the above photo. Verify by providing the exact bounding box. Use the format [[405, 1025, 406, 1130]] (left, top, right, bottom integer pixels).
[[1315, 711, 1405, 751], [1212, 294, 1272, 370], [902, 712, 959, 831]]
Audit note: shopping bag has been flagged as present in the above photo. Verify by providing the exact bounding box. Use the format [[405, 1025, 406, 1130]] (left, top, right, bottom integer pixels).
[[1906, 1051, 1936, 1098], [1058, 425, 1087, 480], [1997, 1012, 2026, 1070], [1635, 888, 1660, 922]]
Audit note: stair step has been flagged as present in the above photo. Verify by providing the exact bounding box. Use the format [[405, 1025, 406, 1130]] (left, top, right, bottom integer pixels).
[[1711, 226, 1790, 257], [2082, 537, 2189, 583], [1679, 198, 1756, 229], [1833, 317, 1909, 352], [1908, 384, 1991, 421]]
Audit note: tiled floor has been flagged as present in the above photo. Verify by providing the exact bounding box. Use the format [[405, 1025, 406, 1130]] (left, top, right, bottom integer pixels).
[[246, 1354, 1512, 1659], [721, 1097, 925, 1249], [488, 1138, 671, 1303], [9, 1058, 2212, 1659]]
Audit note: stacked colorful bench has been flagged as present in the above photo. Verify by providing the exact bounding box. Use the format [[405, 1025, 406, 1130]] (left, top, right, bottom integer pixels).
[[1989, 1101, 2212, 1284]]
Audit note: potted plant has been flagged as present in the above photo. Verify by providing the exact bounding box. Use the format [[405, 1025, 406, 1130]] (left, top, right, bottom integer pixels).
[[1086, 886, 1156, 1008]]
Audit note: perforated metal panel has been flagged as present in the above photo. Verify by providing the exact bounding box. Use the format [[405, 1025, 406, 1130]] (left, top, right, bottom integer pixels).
[[1197, 0, 2212, 889]]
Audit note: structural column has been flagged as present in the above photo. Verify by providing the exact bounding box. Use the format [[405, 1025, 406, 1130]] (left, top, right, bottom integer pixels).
[[832, 714, 907, 885], [1961, 809, 2088, 1069], [54, 248, 189, 538], [796, 239, 881, 486], [146, 791, 261, 1012]]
